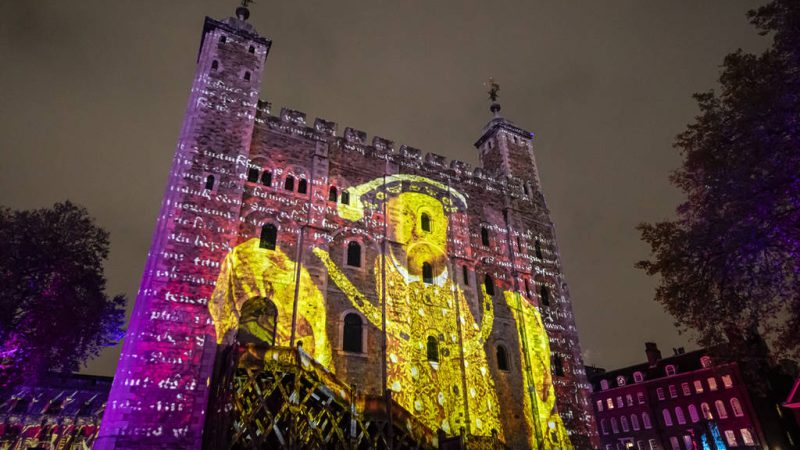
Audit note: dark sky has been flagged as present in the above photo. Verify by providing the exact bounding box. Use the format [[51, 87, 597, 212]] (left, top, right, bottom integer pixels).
[[0, 1, 767, 376]]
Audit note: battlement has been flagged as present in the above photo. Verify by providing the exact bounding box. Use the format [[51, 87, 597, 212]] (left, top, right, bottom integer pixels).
[[253, 101, 534, 200]]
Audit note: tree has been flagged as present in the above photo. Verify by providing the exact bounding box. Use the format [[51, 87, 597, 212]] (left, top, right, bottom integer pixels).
[[0, 202, 126, 389], [637, 0, 800, 362]]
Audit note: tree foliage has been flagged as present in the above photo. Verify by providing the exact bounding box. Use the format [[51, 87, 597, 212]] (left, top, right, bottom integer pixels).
[[637, 0, 800, 362], [0, 202, 126, 388]]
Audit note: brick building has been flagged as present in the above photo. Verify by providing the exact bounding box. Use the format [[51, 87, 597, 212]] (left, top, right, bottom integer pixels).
[[588, 343, 799, 450], [96, 5, 598, 449]]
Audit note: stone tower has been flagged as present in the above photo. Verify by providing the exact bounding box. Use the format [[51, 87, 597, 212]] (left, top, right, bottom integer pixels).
[[96, 8, 271, 449], [98, 6, 599, 449]]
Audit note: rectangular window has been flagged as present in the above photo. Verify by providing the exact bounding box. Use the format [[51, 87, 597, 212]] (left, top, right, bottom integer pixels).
[[683, 435, 693, 450], [708, 377, 718, 391], [637, 392, 646, 404], [694, 380, 704, 393], [649, 439, 658, 450], [741, 429, 754, 446], [669, 385, 678, 398], [597, 400, 603, 412], [657, 388, 665, 400], [682, 382, 691, 396], [725, 430, 737, 447], [607, 398, 614, 409], [626, 394, 634, 406], [670, 437, 680, 450], [617, 396, 624, 408], [638, 441, 645, 450], [722, 374, 733, 388]]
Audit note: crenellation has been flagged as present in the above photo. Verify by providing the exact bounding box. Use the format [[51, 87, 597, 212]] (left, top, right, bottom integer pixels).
[[371, 136, 394, 152], [423, 152, 447, 167], [279, 107, 306, 126], [314, 117, 337, 136], [343, 127, 368, 145]]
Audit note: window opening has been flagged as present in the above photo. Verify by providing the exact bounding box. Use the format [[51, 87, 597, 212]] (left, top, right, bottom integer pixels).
[[261, 170, 272, 186], [298, 178, 308, 194], [426, 336, 439, 362], [347, 241, 361, 267], [204, 175, 215, 190], [422, 262, 433, 284], [259, 224, 277, 250], [284, 175, 294, 191], [328, 186, 338, 202], [497, 345, 509, 371], [342, 313, 363, 353]]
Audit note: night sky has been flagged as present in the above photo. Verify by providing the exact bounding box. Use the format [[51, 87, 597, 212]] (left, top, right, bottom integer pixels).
[[0, 1, 767, 376]]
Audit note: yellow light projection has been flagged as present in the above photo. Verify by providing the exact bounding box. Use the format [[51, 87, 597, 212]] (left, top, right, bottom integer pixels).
[[504, 291, 572, 449], [209, 240, 332, 368]]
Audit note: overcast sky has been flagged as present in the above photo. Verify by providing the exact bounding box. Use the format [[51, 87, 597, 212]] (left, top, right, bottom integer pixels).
[[0, 1, 768, 376]]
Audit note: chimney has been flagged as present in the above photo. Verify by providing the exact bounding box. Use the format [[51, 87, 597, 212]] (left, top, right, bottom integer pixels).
[[645, 342, 662, 367]]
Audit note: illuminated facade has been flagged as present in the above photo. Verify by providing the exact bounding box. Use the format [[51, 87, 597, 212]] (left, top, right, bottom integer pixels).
[[97, 6, 598, 449]]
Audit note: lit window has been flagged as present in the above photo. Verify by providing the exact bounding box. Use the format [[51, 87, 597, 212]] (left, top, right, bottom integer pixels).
[[462, 265, 469, 286], [722, 374, 733, 388], [204, 174, 215, 190], [328, 186, 337, 202], [694, 380, 704, 393], [716, 400, 728, 419], [601, 380, 609, 391], [642, 412, 652, 429], [633, 371, 644, 383], [682, 382, 691, 396], [340, 190, 350, 205], [682, 435, 693, 450], [481, 227, 490, 246], [688, 404, 700, 423], [669, 385, 678, 398], [675, 406, 686, 424], [247, 167, 260, 182], [596, 400, 603, 412], [346, 241, 361, 267], [420, 212, 431, 232], [259, 224, 277, 250], [637, 392, 645, 404], [725, 430, 737, 447], [731, 398, 743, 417], [484, 275, 495, 296], [700, 355, 712, 368], [663, 409, 673, 426], [657, 388, 665, 400], [284, 175, 295, 191], [426, 336, 439, 362], [741, 429, 754, 446], [496, 345, 509, 371], [701, 402, 713, 420], [617, 376, 626, 387], [540, 285, 550, 306], [708, 377, 718, 391], [297, 178, 307, 194], [422, 262, 433, 284], [607, 398, 614, 409], [631, 414, 640, 431], [621, 416, 629, 432], [261, 170, 272, 186], [342, 313, 363, 353], [665, 365, 677, 376]]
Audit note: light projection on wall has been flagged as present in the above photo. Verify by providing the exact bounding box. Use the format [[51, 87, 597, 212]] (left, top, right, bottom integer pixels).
[[208, 174, 571, 446]]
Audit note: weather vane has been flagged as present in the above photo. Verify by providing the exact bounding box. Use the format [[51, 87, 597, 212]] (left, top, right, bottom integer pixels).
[[240, 0, 254, 7], [486, 77, 500, 102]]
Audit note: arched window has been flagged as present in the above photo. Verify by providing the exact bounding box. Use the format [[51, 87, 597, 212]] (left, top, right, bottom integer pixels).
[[535, 240, 543, 259], [346, 241, 361, 267], [621, 415, 629, 432], [611, 417, 619, 434], [422, 262, 433, 284], [247, 167, 259, 182], [715, 400, 728, 419], [462, 265, 469, 286], [741, 429, 754, 446], [600, 418, 608, 435], [297, 178, 308, 194], [204, 175, 215, 190], [552, 354, 564, 376], [261, 170, 272, 187], [481, 227, 490, 246], [688, 404, 700, 423], [211, 60, 219, 71], [340, 190, 350, 205], [701, 402, 713, 420], [342, 313, 363, 353], [730, 397, 743, 417], [496, 345, 509, 371], [642, 412, 652, 429], [237, 297, 278, 345], [540, 285, 550, 306], [426, 336, 439, 362], [662, 409, 673, 426], [484, 274, 495, 296], [420, 212, 431, 232], [675, 406, 686, 424], [259, 224, 277, 250], [633, 371, 644, 383], [244, 71, 251, 81], [665, 364, 677, 376], [700, 355, 712, 368], [631, 414, 640, 431], [328, 186, 338, 202], [284, 175, 295, 191]]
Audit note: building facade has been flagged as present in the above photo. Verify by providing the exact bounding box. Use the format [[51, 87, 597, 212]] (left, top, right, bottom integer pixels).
[[96, 6, 598, 449], [589, 343, 799, 450]]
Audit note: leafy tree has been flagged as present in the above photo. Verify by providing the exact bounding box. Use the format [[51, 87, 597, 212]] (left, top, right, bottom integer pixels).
[[0, 202, 125, 389], [637, 0, 800, 362]]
